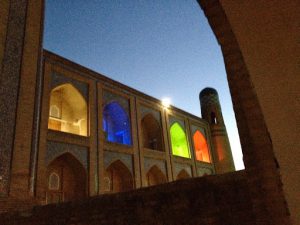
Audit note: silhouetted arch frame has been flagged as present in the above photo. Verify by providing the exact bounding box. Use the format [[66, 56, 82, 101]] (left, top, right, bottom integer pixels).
[[197, 1, 289, 223]]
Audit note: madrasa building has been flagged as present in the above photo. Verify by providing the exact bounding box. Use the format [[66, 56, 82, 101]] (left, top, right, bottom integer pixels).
[[31, 50, 235, 204], [1, 1, 297, 223]]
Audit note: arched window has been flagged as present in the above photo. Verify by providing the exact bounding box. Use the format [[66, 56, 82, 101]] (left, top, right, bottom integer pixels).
[[170, 122, 190, 158], [176, 169, 191, 180], [103, 102, 132, 145], [49, 105, 60, 118], [48, 83, 88, 136], [141, 114, 163, 151], [211, 112, 217, 124], [146, 165, 167, 186], [48, 172, 60, 190], [105, 160, 133, 192], [193, 130, 211, 163]]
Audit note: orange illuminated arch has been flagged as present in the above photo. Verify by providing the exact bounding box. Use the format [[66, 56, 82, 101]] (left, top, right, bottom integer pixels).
[[193, 130, 210, 163]]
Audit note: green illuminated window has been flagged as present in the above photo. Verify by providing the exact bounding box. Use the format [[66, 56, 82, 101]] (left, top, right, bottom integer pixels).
[[170, 122, 191, 158]]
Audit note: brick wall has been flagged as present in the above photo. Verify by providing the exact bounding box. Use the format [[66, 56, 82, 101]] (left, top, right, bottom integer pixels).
[[1, 171, 255, 225]]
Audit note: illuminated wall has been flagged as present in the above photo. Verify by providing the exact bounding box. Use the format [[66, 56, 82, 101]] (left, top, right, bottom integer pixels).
[[193, 130, 210, 163], [48, 83, 88, 136], [103, 102, 132, 145], [170, 122, 191, 158]]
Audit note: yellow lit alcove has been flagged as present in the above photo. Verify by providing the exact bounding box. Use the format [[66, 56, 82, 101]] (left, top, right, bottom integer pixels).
[[48, 83, 88, 136]]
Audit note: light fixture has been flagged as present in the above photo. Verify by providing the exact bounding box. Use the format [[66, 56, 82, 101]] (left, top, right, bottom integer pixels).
[[162, 97, 171, 108]]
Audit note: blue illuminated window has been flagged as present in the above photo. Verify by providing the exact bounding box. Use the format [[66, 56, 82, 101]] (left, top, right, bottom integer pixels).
[[103, 102, 132, 145]]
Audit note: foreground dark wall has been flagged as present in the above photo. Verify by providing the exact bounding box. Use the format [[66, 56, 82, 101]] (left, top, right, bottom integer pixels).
[[1, 171, 255, 225]]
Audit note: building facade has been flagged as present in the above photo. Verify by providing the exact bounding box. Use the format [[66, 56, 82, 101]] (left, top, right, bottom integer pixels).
[[35, 50, 234, 204]]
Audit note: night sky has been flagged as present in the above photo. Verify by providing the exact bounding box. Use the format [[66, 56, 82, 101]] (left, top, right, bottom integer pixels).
[[44, 0, 244, 170]]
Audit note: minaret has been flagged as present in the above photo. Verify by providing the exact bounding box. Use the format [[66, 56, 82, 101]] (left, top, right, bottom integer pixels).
[[200, 87, 235, 173]]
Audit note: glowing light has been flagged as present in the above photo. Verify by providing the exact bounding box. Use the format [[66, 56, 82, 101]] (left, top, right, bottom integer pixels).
[[162, 97, 171, 108], [193, 130, 210, 163], [103, 102, 132, 145], [170, 123, 191, 158]]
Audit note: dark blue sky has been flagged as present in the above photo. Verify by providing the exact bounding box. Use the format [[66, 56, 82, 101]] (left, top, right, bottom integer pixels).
[[44, 0, 243, 169]]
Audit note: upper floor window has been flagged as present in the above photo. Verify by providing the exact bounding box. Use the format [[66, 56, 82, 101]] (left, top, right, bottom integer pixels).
[[48, 83, 88, 136], [170, 122, 191, 158], [141, 113, 163, 151], [193, 130, 211, 163], [103, 101, 132, 145]]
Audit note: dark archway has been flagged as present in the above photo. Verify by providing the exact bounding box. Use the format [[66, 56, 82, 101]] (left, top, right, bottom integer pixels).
[[141, 114, 163, 151], [146, 165, 167, 186], [103, 101, 132, 145], [105, 160, 133, 192], [46, 153, 87, 204], [176, 169, 191, 180]]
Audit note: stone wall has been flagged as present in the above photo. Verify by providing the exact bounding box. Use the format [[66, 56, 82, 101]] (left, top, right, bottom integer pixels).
[[1, 171, 256, 225]]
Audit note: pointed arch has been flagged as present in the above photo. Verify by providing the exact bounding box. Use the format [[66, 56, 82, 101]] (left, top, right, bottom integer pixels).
[[170, 122, 191, 158], [48, 83, 88, 136], [146, 165, 167, 186], [103, 101, 132, 145], [46, 153, 87, 204], [48, 172, 60, 190], [105, 160, 133, 192], [176, 169, 191, 180], [141, 113, 163, 151], [211, 112, 217, 124], [193, 130, 211, 163]]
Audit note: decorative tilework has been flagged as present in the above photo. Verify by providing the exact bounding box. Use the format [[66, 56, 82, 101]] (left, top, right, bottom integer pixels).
[[140, 106, 161, 124], [46, 141, 88, 170], [103, 90, 129, 112], [0, 0, 27, 195], [103, 151, 133, 174], [191, 125, 206, 138], [197, 167, 213, 177], [144, 158, 167, 176], [51, 72, 88, 101], [169, 116, 185, 128], [173, 163, 192, 177]]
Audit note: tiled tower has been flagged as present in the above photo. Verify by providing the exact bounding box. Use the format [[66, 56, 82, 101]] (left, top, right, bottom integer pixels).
[[200, 88, 235, 173]]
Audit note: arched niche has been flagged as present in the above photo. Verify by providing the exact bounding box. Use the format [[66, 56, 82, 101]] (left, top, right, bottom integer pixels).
[[46, 153, 87, 204], [193, 130, 211, 163], [211, 112, 217, 124], [48, 83, 88, 136], [103, 101, 132, 145], [170, 122, 191, 158], [176, 169, 191, 180], [146, 165, 167, 186], [104, 160, 133, 192], [141, 113, 163, 151]]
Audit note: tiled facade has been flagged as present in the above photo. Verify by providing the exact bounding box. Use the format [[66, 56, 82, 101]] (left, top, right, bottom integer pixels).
[[34, 50, 233, 202], [1, 0, 296, 224]]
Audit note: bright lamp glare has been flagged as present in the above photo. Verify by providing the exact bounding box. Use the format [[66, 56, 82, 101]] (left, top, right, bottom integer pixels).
[[162, 98, 171, 108]]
